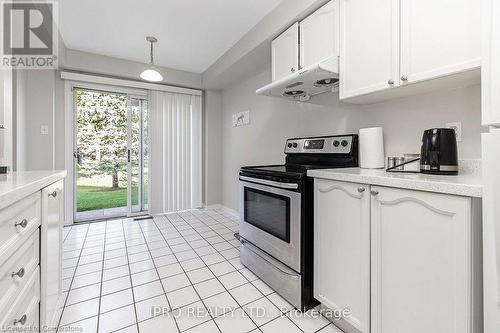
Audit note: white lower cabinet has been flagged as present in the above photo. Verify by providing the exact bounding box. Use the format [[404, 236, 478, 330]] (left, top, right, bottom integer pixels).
[[0, 178, 65, 331], [370, 186, 482, 333], [41, 180, 64, 329], [314, 180, 482, 333], [314, 179, 370, 333]]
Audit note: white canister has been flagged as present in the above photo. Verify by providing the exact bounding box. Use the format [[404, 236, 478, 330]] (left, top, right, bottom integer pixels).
[[359, 127, 385, 169]]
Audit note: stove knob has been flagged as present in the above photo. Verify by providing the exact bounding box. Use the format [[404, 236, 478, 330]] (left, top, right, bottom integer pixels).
[[341, 140, 349, 147], [287, 143, 293, 148], [333, 140, 340, 147], [292, 143, 298, 148]]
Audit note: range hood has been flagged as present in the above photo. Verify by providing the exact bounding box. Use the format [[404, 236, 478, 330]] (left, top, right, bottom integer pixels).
[[256, 56, 339, 101]]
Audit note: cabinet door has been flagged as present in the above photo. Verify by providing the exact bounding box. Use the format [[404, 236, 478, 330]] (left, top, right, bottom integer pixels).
[[300, 0, 339, 69], [400, 0, 480, 85], [339, 0, 400, 99], [40, 181, 64, 328], [482, 0, 500, 126], [314, 179, 370, 333], [370, 186, 472, 333], [272, 22, 299, 81], [481, 129, 500, 333]]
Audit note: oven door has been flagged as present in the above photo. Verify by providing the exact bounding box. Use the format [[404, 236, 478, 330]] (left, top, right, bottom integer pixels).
[[239, 179, 301, 272]]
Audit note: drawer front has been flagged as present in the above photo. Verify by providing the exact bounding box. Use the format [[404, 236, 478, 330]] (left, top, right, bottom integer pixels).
[[0, 192, 41, 265], [0, 266, 40, 331], [0, 230, 39, 318], [240, 238, 302, 309]]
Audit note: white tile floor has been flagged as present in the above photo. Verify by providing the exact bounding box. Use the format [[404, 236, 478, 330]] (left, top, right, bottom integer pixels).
[[58, 208, 342, 333]]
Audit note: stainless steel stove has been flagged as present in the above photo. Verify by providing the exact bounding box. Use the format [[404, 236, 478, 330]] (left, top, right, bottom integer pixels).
[[238, 134, 359, 310]]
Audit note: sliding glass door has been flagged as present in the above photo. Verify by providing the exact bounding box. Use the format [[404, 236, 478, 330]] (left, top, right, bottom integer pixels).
[[73, 87, 149, 222], [128, 97, 149, 214]]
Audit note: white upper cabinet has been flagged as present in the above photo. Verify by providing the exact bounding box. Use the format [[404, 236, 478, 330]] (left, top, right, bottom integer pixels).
[[314, 179, 370, 333], [339, 0, 400, 99], [400, 0, 480, 85], [482, 0, 500, 126], [272, 22, 299, 81], [340, 0, 480, 102], [300, 0, 339, 70]]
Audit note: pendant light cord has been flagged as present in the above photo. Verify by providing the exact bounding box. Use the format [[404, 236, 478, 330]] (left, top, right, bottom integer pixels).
[[150, 41, 154, 65]]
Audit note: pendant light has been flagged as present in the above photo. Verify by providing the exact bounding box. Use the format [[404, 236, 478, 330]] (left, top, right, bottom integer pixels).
[[140, 36, 164, 82]]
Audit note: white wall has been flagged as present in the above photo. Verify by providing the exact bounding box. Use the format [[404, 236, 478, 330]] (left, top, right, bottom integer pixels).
[[14, 70, 27, 171], [204, 90, 223, 205], [63, 49, 202, 89], [219, 65, 483, 211], [0, 69, 13, 169], [23, 70, 56, 170]]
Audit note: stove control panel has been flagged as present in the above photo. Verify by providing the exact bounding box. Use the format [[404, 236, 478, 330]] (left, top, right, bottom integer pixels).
[[285, 135, 356, 154]]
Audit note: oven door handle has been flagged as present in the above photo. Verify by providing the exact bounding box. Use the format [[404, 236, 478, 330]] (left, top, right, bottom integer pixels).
[[241, 239, 300, 280], [239, 176, 298, 190]]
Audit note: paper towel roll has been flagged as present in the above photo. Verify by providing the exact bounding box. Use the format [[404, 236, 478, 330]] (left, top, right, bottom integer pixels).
[[359, 127, 385, 169]]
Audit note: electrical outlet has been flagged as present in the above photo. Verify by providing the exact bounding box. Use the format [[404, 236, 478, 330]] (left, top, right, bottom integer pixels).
[[40, 125, 49, 135], [446, 122, 462, 142]]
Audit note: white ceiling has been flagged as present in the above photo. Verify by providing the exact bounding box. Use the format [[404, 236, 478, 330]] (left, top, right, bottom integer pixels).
[[58, 0, 284, 74]]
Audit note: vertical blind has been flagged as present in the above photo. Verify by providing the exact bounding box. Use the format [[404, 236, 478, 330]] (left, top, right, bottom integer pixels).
[[149, 91, 202, 213]]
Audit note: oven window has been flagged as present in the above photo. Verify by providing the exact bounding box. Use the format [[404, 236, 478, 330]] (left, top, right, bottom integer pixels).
[[244, 187, 290, 242]]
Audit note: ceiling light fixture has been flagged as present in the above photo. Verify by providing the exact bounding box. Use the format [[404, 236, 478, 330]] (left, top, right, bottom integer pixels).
[[140, 36, 164, 82]]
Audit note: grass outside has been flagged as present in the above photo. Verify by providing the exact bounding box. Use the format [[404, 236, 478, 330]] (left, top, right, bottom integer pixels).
[[77, 185, 148, 212]]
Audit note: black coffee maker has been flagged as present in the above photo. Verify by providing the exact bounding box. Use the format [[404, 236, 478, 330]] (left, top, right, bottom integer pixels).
[[420, 128, 458, 175]]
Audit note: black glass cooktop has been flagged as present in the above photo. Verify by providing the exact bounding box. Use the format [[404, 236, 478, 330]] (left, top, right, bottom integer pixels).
[[240, 164, 336, 180]]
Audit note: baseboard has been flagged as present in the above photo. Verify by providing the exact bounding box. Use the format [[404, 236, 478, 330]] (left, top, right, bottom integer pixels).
[[203, 204, 239, 218]]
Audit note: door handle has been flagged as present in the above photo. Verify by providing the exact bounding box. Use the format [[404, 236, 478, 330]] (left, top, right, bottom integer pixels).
[[11, 267, 25, 278], [14, 219, 28, 229], [239, 176, 298, 190], [127, 149, 131, 163], [74, 151, 82, 165], [13, 314, 27, 326]]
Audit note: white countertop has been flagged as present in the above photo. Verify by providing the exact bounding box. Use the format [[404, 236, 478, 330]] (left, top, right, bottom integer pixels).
[[307, 167, 482, 198], [0, 170, 67, 209]]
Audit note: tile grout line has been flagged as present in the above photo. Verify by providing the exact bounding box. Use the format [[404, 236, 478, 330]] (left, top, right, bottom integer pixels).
[[134, 217, 181, 333], [120, 218, 141, 333], [150, 215, 223, 333], [199, 210, 323, 332], [95, 221, 110, 332], [57, 224, 91, 329], [181, 211, 307, 333], [60, 209, 331, 333], [166, 212, 264, 331], [172, 212, 264, 330]]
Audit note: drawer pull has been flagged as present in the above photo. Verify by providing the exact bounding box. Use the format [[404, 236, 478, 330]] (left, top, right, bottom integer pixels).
[[13, 314, 27, 326], [49, 190, 57, 198], [11, 267, 25, 278], [14, 219, 28, 228]]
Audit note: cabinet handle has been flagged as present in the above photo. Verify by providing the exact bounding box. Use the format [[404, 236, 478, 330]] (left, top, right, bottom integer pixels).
[[11, 267, 25, 278], [291, 67, 296, 73], [14, 219, 28, 228], [357, 187, 365, 193], [371, 189, 379, 196], [401, 75, 408, 82], [13, 314, 27, 326], [49, 190, 57, 198], [388, 79, 395, 85]]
